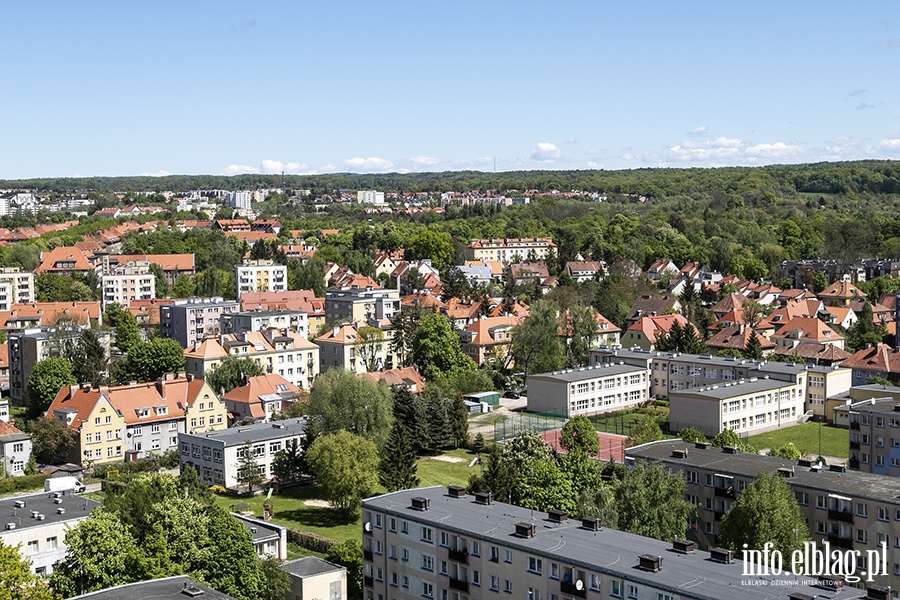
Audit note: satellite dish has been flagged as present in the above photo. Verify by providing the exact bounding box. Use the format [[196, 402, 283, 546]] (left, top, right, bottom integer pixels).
[[575, 580, 584, 591], [364, 522, 372, 532]]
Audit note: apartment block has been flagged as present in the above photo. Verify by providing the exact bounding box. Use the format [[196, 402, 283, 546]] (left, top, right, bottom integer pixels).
[[159, 297, 240, 348], [325, 286, 401, 323], [361, 486, 826, 600], [0, 267, 34, 310], [465, 237, 556, 263], [234, 259, 287, 297], [220, 308, 309, 339], [834, 388, 900, 476], [628, 439, 900, 593], [0, 492, 101, 574], [357, 190, 385, 204], [100, 260, 155, 309], [178, 417, 307, 491], [527, 363, 651, 418], [314, 321, 396, 374]]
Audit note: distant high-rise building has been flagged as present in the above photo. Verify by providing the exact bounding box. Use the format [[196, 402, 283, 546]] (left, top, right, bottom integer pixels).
[[357, 190, 385, 204], [228, 190, 252, 211]]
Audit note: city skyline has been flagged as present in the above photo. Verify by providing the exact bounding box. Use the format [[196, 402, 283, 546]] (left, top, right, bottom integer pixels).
[[4, 1, 900, 179]]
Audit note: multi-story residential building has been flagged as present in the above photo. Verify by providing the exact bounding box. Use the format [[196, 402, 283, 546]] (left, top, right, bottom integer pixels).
[[325, 286, 401, 323], [46, 373, 228, 464], [240, 290, 326, 334], [159, 297, 240, 348], [234, 259, 287, 297], [0, 301, 101, 332], [282, 557, 347, 600], [227, 190, 252, 211], [527, 363, 651, 418], [842, 343, 900, 386], [459, 316, 519, 366], [99, 260, 155, 309], [185, 329, 320, 390], [8, 327, 112, 403], [0, 421, 31, 477], [628, 438, 900, 593], [314, 321, 395, 374], [35, 246, 94, 275], [362, 486, 826, 600], [178, 417, 307, 491], [357, 190, 385, 204], [834, 387, 900, 475], [0, 267, 34, 310], [465, 237, 556, 263], [220, 309, 309, 339], [98, 253, 195, 286], [221, 374, 300, 423], [0, 492, 101, 575]]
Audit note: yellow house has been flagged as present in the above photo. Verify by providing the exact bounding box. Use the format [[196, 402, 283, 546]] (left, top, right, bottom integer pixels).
[[48, 388, 126, 465]]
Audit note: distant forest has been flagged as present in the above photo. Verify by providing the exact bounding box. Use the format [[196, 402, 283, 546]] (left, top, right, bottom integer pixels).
[[4, 160, 900, 197]]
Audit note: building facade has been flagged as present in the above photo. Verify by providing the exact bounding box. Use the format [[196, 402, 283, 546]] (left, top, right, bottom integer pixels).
[[526, 363, 651, 418], [325, 286, 401, 324], [159, 297, 240, 348], [100, 260, 155, 309], [0, 421, 31, 477], [465, 238, 556, 263], [234, 260, 287, 297], [0, 267, 34, 310], [220, 309, 309, 339]]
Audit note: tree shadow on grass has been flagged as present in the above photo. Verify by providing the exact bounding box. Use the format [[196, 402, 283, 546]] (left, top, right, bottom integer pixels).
[[277, 505, 358, 529]]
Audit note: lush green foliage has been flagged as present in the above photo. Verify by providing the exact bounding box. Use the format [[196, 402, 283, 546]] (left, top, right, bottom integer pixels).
[[614, 461, 695, 541], [113, 338, 185, 384], [411, 312, 476, 380], [0, 538, 57, 600], [307, 369, 394, 448], [205, 356, 265, 395], [27, 357, 76, 417], [26, 416, 78, 464], [306, 431, 380, 518], [378, 421, 420, 492], [560, 416, 599, 456]]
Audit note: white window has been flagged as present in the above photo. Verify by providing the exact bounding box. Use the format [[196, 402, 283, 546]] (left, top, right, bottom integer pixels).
[[527, 556, 542, 574], [421, 526, 433, 543], [421, 554, 433, 571], [46, 536, 58, 550], [421, 582, 433, 598], [27, 540, 38, 555], [610, 580, 622, 598]]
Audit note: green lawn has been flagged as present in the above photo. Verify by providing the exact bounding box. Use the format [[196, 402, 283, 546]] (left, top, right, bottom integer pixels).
[[416, 448, 479, 488], [746, 423, 848, 459]]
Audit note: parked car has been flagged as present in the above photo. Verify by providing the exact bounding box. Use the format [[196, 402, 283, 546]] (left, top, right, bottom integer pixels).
[[503, 391, 520, 399]]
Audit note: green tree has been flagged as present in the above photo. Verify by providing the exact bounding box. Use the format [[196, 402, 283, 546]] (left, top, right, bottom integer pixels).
[[50, 510, 140, 597], [744, 330, 763, 359], [560, 416, 599, 456], [149, 263, 169, 298], [307, 369, 394, 448], [260, 555, 291, 600], [378, 420, 420, 492], [679, 426, 706, 443], [467, 443, 516, 502], [515, 458, 578, 515], [450, 396, 469, 448], [306, 431, 379, 518], [712, 429, 741, 448], [27, 356, 76, 418], [237, 440, 264, 494], [565, 305, 599, 367], [630, 415, 663, 446], [355, 326, 385, 372], [472, 433, 485, 454], [205, 356, 265, 396], [271, 438, 308, 484], [768, 442, 801, 460], [423, 392, 452, 454], [391, 387, 427, 455], [27, 416, 78, 464], [115, 338, 185, 383], [68, 328, 109, 387], [511, 300, 565, 377], [411, 312, 476, 381], [201, 504, 267, 600], [114, 310, 141, 353], [326, 540, 363, 600], [406, 229, 454, 270], [0, 538, 57, 600], [170, 274, 195, 298], [719, 472, 809, 560], [614, 461, 695, 541]]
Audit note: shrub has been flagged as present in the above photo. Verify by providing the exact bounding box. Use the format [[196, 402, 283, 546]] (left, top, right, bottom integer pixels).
[[0, 473, 48, 494]]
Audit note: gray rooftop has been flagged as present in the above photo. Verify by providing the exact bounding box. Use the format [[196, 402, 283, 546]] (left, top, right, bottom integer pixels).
[[230, 309, 307, 318], [70, 576, 237, 599], [182, 417, 307, 446], [282, 556, 345, 578], [364, 487, 826, 600], [0, 491, 100, 533], [530, 362, 645, 383], [628, 439, 900, 506], [671, 376, 794, 398], [834, 397, 900, 415], [233, 513, 284, 544], [593, 347, 760, 369]]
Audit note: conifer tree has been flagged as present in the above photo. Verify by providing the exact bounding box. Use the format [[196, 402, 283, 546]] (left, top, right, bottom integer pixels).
[[378, 421, 420, 492], [744, 330, 763, 359]]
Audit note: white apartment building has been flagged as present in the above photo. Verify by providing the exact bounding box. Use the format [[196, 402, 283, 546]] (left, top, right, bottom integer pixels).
[[526, 363, 651, 417], [465, 238, 556, 263], [220, 309, 309, 340], [178, 417, 307, 491], [0, 267, 34, 310], [325, 286, 401, 323], [357, 190, 385, 204], [160, 297, 240, 348], [100, 260, 154, 309], [228, 190, 252, 211], [1, 492, 101, 574], [234, 260, 288, 298]]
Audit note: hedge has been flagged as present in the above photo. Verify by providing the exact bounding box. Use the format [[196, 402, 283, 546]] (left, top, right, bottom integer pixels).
[[0, 473, 49, 495], [288, 528, 337, 553]]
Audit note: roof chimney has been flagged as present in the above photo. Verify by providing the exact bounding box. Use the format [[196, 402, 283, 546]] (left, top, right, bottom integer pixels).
[[156, 377, 166, 399]]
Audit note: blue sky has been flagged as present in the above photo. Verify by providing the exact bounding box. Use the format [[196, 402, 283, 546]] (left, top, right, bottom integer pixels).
[[3, 2, 900, 178]]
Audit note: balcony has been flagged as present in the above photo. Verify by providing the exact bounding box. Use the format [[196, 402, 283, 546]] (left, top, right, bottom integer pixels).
[[364, 576, 374, 588], [448, 548, 468, 564], [714, 487, 735, 499], [827, 535, 854, 550], [448, 577, 469, 593], [560, 581, 587, 598], [850, 422, 860, 430], [850, 441, 861, 450], [714, 510, 726, 521], [828, 509, 854, 523], [849, 458, 860, 469], [363, 549, 373, 561]]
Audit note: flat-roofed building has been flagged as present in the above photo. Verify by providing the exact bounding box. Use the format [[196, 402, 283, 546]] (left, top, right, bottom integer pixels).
[[325, 286, 401, 323], [160, 297, 240, 348], [283, 556, 347, 600], [527, 363, 650, 417], [234, 259, 287, 297], [220, 308, 309, 339], [67, 576, 238, 600], [362, 486, 827, 600], [0, 492, 101, 575], [0, 267, 34, 310], [465, 237, 556, 263], [233, 513, 287, 559], [100, 260, 154, 309], [834, 389, 900, 475]]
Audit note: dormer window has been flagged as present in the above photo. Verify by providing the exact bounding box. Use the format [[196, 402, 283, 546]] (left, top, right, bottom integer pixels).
[[136, 407, 149, 418], [154, 406, 168, 416]]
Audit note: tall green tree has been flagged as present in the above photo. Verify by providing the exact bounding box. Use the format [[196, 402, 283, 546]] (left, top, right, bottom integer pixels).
[[27, 357, 76, 418], [406, 229, 454, 270], [511, 300, 565, 377], [355, 326, 385, 372], [391, 387, 427, 455], [423, 392, 452, 454], [560, 415, 599, 457], [630, 415, 663, 446], [411, 312, 476, 380], [27, 416, 78, 463], [205, 356, 265, 395], [450, 396, 469, 448], [306, 431, 379, 518], [565, 305, 599, 367], [378, 421, 420, 492], [614, 461, 695, 541], [115, 310, 141, 353], [260, 556, 292, 600], [114, 338, 185, 383], [744, 330, 763, 359], [68, 328, 109, 387], [719, 472, 809, 560], [0, 538, 57, 600], [271, 438, 309, 484], [237, 440, 264, 494], [307, 369, 394, 448]]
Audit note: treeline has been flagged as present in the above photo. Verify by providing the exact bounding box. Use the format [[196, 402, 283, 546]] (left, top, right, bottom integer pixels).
[[4, 160, 900, 196]]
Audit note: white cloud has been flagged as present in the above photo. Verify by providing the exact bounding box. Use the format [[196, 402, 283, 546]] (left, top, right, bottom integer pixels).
[[563, 137, 578, 145], [879, 138, 900, 151], [408, 156, 440, 167], [530, 142, 561, 161], [222, 164, 260, 175], [343, 157, 395, 171], [318, 164, 337, 172], [856, 103, 876, 111], [745, 142, 803, 158], [586, 161, 605, 169], [665, 136, 746, 161], [139, 170, 171, 177], [261, 159, 308, 174], [688, 126, 708, 136]]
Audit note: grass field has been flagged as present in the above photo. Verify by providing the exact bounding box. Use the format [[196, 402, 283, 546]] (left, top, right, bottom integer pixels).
[[746, 422, 848, 459]]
